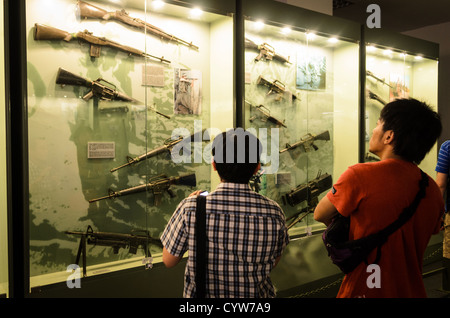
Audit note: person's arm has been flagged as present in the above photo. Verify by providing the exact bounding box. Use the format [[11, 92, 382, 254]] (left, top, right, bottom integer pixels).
[[314, 196, 339, 226], [162, 247, 183, 268], [436, 172, 448, 198]]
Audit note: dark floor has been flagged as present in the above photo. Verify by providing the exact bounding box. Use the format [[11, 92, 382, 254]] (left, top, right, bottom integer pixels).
[[423, 260, 450, 298]]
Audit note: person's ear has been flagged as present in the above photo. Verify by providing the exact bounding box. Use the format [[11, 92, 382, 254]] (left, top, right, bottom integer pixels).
[[384, 130, 394, 145]]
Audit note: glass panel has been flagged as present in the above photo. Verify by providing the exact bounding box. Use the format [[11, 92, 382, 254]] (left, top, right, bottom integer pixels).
[[244, 19, 360, 238], [0, 0, 8, 298], [26, 0, 233, 286], [364, 44, 439, 174]]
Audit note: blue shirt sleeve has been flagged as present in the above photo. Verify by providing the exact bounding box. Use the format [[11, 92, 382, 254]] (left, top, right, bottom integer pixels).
[[436, 140, 450, 174]]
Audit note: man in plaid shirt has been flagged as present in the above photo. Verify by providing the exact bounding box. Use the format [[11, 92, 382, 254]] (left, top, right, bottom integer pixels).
[[161, 128, 289, 297]]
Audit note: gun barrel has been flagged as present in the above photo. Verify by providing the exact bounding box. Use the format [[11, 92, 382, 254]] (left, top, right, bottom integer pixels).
[[88, 194, 116, 203], [110, 145, 169, 172], [77, 1, 198, 50]]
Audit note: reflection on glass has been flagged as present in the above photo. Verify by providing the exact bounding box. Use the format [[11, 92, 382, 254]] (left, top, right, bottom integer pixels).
[[244, 20, 359, 237]]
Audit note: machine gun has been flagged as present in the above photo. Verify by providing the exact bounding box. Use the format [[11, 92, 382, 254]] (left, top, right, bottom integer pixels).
[[279, 130, 330, 153], [88, 173, 196, 205], [66, 225, 163, 276], [55, 68, 171, 119], [245, 38, 290, 64], [282, 171, 332, 207], [246, 100, 286, 128], [256, 75, 298, 101], [34, 23, 170, 63], [76, 0, 198, 50], [366, 70, 393, 88], [110, 129, 209, 172]]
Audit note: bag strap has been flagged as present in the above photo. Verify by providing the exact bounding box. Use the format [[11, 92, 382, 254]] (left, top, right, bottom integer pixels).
[[371, 170, 428, 264], [195, 195, 207, 298]]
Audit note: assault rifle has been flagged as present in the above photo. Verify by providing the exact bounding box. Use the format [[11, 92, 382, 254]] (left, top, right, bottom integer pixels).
[[66, 225, 163, 276], [246, 100, 287, 128], [110, 129, 209, 172], [245, 38, 290, 64], [279, 130, 330, 153], [89, 173, 196, 205], [366, 70, 393, 88], [56, 68, 171, 119], [77, 0, 198, 50], [368, 89, 387, 106], [34, 23, 170, 63], [257, 76, 297, 101], [282, 171, 332, 207]]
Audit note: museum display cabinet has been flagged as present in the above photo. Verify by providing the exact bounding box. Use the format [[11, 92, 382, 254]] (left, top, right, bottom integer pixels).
[[242, 0, 360, 238], [3, 0, 441, 298], [7, 0, 236, 296], [240, 0, 361, 296], [362, 27, 439, 176]]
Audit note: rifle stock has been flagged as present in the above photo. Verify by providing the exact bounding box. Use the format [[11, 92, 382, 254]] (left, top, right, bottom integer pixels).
[[77, 0, 198, 50]]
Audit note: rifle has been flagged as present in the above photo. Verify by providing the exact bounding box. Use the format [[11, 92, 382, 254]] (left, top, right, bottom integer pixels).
[[367, 89, 387, 106], [245, 38, 290, 64], [89, 173, 196, 205], [246, 100, 286, 128], [110, 129, 209, 172], [66, 225, 163, 276], [279, 130, 330, 153], [366, 70, 393, 88], [76, 0, 198, 50], [286, 206, 313, 229], [56, 68, 171, 119], [34, 23, 170, 63], [282, 171, 332, 207], [256, 75, 297, 101]]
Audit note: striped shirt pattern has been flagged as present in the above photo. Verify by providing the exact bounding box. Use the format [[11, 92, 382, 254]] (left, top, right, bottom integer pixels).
[[436, 140, 450, 211], [161, 182, 289, 298]]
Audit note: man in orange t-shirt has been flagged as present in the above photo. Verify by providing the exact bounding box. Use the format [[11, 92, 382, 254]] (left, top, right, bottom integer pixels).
[[315, 98, 444, 298]]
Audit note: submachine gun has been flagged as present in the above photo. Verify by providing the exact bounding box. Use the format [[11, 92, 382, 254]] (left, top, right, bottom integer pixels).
[[89, 173, 196, 206], [282, 171, 332, 228], [66, 225, 163, 276], [55, 68, 171, 119]]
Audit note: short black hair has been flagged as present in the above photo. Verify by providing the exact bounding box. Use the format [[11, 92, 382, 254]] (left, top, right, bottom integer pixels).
[[212, 128, 262, 183], [380, 98, 441, 164]]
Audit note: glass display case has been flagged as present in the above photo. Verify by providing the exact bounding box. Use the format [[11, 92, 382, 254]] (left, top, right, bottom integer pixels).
[[363, 28, 439, 175], [25, 0, 234, 286], [243, 0, 360, 238]]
